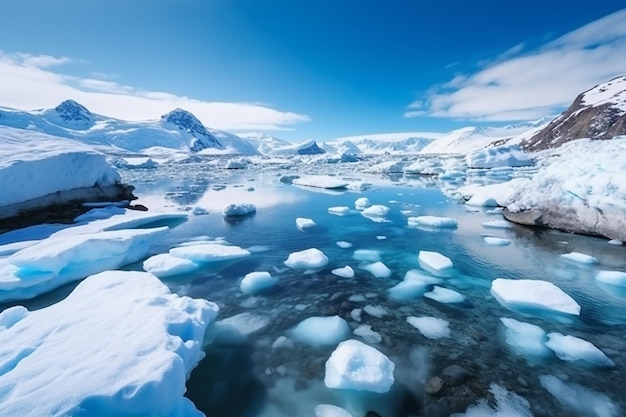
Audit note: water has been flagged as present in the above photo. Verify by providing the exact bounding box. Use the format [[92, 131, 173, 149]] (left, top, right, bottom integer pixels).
[[121, 159, 626, 417]]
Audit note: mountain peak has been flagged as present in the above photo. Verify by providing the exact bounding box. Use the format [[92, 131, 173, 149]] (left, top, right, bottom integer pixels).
[[52, 99, 94, 129], [160, 108, 223, 152]]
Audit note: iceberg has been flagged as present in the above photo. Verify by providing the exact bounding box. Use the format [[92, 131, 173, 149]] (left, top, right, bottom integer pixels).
[[490, 278, 581, 316], [418, 250, 453, 276], [284, 248, 329, 271], [315, 404, 354, 417], [328, 206, 351, 216]]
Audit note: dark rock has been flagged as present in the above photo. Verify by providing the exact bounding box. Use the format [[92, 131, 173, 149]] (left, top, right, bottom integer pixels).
[[424, 376, 445, 396]]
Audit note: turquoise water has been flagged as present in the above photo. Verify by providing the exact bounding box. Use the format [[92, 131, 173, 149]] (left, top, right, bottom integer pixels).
[[122, 161, 626, 417]]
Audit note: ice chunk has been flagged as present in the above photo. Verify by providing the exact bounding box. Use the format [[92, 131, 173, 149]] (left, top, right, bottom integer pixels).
[[608, 239, 623, 246], [223, 202, 256, 216], [292, 175, 348, 189], [407, 316, 450, 339], [215, 312, 270, 344], [418, 251, 453, 276], [284, 248, 329, 270], [315, 404, 354, 417], [292, 315, 350, 346], [240, 271, 279, 294], [363, 304, 388, 318], [361, 261, 392, 278], [353, 324, 382, 344], [560, 251, 598, 265], [424, 286, 465, 303], [595, 270, 626, 287], [452, 383, 533, 417], [407, 216, 458, 229], [466, 145, 533, 169], [324, 339, 395, 393], [483, 236, 511, 246], [500, 318, 549, 357], [353, 249, 381, 262], [142, 253, 199, 278], [354, 197, 372, 210], [170, 243, 251, 263], [361, 205, 390, 222], [546, 333, 615, 367], [387, 270, 441, 301], [350, 308, 362, 322], [0, 270, 218, 417], [336, 241, 353, 249], [482, 219, 512, 229], [491, 278, 581, 316], [328, 206, 351, 216], [466, 194, 499, 207], [332, 266, 355, 278], [296, 217, 317, 230], [540, 375, 619, 417], [272, 336, 294, 350]]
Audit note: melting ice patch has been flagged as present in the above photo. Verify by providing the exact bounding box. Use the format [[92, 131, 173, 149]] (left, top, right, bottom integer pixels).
[[406, 316, 451, 339], [387, 270, 441, 301], [361, 261, 392, 278], [451, 383, 533, 417], [328, 206, 351, 216], [353, 249, 381, 262], [292, 175, 348, 189], [540, 375, 619, 417], [240, 271, 278, 294], [354, 197, 371, 210], [424, 286, 465, 303], [292, 316, 350, 346], [545, 333, 615, 367], [483, 236, 511, 246], [490, 279, 581, 316], [500, 318, 549, 358], [560, 251, 598, 265], [595, 270, 626, 287]]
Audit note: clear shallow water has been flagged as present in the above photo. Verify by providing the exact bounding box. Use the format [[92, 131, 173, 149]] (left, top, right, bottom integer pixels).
[[122, 161, 626, 417]]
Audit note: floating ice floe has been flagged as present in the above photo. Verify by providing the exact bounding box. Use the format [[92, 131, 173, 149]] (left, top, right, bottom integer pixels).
[[406, 316, 451, 339], [353, 249, 381, 262], [361, 205, 390, 222], [142, 253, 199, 278], [595, 270, 626, 287], [223, 202, 257, 216], [0, 270, 218, 417], [387, 270, 441, 301], [296, 217, 317, 230], [328, 206, 351, 216], [608, 239, 623, 246], [491, 279, 581, 316], [292, 175, 348, 189], [284, 248, 329, 271], [483, 236, 511, 246], [418, 251, 453, 276], [452, 383, 532, 417], [292, 315, 350, 346], [560, 251, 598, 265], [336, 241, 354, 249], [482, 219, 513, 229], [314, 404, 354, 417], [354, 197, 372, 210], [363, 304, 389, 318], [500, 318, 549, 357], [407, 215, 458, 229], [545, 333, 615, 367], [240, 271, 279, 294], [361, 261, 392, 278], [353, 324, 383, 344], [424, 286, 465, 303], [332, 266, 355, 278], [324, 339, 395, 393], [170, 243, 251, 263], [539, 375, 619, 417]]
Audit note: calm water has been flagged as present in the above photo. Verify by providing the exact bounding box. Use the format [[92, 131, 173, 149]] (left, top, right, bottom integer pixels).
[[121, 159, 626, 417]]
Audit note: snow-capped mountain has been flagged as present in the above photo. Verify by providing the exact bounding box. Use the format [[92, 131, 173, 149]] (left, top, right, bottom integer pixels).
[[0, 101, 258, 155], [522, 75, 626, 151], [329, 132, 441, 154], [238, 133, 292, 155]]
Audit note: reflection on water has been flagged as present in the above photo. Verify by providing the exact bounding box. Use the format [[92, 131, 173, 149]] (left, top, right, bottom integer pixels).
[[119, 161, 626, 417]]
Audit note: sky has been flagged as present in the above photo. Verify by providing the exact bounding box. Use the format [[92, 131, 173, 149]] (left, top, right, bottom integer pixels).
[[0, 0, 625, 142]]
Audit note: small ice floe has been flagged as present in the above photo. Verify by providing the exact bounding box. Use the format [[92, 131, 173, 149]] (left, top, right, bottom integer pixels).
[[361, 261, 392, 278], [353, 324, 383, 344], [424, 286, 465, 303], [332, 266, 355, 278], [418, 250, 453, 276], [354, 197, 372, 210], [324, 339, 395, 393], [336, 241, 354, 249], [482, 219, 512, 229], [500, 318, 549, 357], [361, 205, 390, 222], [376, 235, 387, 240], [387, 270, 441, 301], [314, 404, 354, 417], [546, 333, 615, 367], [296, 217, 317, 230], [595, 270, 626, 287], [215, 312, 270, 344], [483, 236, 511, 246], [292, 175, 349, 189], [540, 375, 619, 417], [170, 243, 251, 263], [328, 206, 351, 216], [240, 271, 279, 294], [363, 304, 389, 318], [491, 279, 581, 316], [406, 316, 450, 339], [453, 383, 532, 417], [407, 215, 458, 229], [353, 249, 381, 262], [142, 253, 199, 278], [292, 315, 350, 346], [560, 251, 598, 265], [223, 203, 256, 216], [608, 239, 623, 246], [284, 248, 329, 271]]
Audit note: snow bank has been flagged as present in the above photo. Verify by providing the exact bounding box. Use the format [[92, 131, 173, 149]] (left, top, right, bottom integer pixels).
[[0, 270, 218, 417], [491, 278, 581, 316], [465, 145, 533, 169], [292, 316, 350, 346]]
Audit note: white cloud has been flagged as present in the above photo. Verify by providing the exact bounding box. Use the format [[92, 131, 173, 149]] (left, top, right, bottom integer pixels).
[[0, 51, 310, 131], [406, 9, 626, 122]]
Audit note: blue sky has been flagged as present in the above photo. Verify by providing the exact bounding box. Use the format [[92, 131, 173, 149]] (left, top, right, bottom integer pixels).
[[0, 1, 625, 141]]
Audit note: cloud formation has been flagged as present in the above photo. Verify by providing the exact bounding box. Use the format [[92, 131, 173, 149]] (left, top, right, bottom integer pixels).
[[405, 9, 626, 122], [0, 52, 309, 131]]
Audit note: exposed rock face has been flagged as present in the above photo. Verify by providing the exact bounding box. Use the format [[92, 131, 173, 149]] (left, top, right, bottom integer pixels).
[[53, 100, 95, 129], [522, 76, 626, 151], [161, 109, 223, 152], [296, 140, 326, 155]]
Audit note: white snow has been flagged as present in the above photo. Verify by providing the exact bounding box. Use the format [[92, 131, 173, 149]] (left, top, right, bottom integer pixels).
[[560, 251, 598, 264], [0, 270, 218, 417], [324, 339, 395, 393], [387, 270, 441, 301], [353, 324, 383, 344], [363, 160, 406, 174], [491, 278, 581, 316], [546, 333, 615, 367], [169, 243, 251, 263], [483, 236, 512, 246], [407, 216, 458, 229], [296, 217, 317, 230], [465, 145, 533, 169], [500, 318, 549, 357], [354, 197, 372, 210], [406, 316, 451, 339], [539, 375, 619, 417], [223, 203, 256, 216], [314, 404, 354, 417], [353, 249, 381, 262], [424, 286, 465, 303], [332, 266, 355, 278], [418, 251, 453, 275], [240, 271, 279, 294], [336, 241, 354, 249], [284, 248, 329, 271], [292, 316, 350, 346], [581, 75, 626, 111], [142, 253, 199, 278], [595, 270, 626, 287], [461, 179, 530, 208], [292, 175, 348, 189], [328, 206, 350, 216], [361, 261, 392, 278]]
